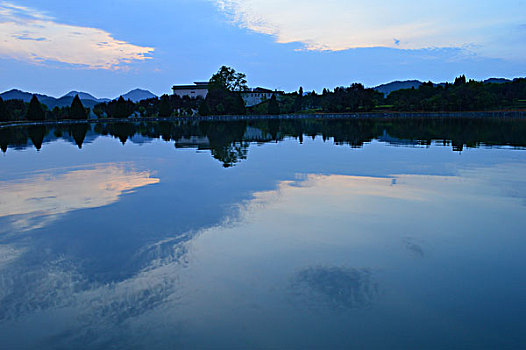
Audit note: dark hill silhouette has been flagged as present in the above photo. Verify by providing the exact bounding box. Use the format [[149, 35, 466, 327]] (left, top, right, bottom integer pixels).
[[120, 89, 157, 102], [0, 88, 157, 109], [373, 78, 516, 96], [0, 89, 50, 103], [483, 78, 511, 84], [374, 80, 423, 96], [0, 89, 104, 109], [62, 91, 110, 103]]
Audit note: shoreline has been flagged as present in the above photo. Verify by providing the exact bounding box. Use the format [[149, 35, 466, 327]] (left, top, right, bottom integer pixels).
[[1, 110, 525, 129]]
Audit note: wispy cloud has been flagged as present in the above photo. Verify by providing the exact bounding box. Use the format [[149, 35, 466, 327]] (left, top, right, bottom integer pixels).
[[0, 1, 154, 69], [214, 0, 525, 59]]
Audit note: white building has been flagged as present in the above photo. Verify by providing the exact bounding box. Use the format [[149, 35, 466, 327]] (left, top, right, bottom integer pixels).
[[172, 82, 209, 99], [172, 83, 283, 107], [240, 88, 284, 107]]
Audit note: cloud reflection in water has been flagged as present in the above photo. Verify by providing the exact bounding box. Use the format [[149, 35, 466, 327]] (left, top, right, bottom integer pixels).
[[0, 163, 159, 232], [1, 162, 526, 347], [291, 266, 379, 310]]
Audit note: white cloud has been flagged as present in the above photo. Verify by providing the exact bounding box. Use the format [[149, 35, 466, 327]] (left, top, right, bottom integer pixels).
[[214, 0, 526, 59], [0, 1, 154, 69]]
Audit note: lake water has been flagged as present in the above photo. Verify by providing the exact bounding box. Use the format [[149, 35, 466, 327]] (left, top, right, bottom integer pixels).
[[1, 117, 526, 349]]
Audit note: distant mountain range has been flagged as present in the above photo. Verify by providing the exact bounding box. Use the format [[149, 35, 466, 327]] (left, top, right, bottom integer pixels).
[[0, 88, 158, 109], [373, 78, 513, 96]]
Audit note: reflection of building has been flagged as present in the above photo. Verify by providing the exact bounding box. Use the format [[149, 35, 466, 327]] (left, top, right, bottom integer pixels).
[[242, 126, 274, 141], [172, 82, 209, 99], [173, 126, 275, 149], [175, 136, 210, 149], [171, 83, 284, 107]]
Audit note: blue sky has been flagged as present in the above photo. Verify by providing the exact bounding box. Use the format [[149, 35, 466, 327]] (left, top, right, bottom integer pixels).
[[0, 0, 524, 98]]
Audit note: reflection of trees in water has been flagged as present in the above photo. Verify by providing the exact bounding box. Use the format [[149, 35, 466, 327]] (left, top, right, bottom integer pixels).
[[68, 124, 89, 149], [200, 120, 249, 167], [0, 124, 94, 152], [291, 266, 379, 310], [94, 122, 136, 145], [27, 125, 46, 150], [210, 142, 248, 168], [2, 116, 526, 162]]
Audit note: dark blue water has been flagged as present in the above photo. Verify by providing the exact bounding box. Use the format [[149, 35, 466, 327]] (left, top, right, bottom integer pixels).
[[1, 118, 526, 349]]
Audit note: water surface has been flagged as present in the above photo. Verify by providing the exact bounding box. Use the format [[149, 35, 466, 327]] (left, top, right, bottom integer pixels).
[[1, 117, 526, 349]]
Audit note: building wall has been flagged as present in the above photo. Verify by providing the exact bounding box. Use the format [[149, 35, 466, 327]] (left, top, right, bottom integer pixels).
[[173, 87, 282, 107], [173, 89, 208, 99], [241, 92, 276, 107]]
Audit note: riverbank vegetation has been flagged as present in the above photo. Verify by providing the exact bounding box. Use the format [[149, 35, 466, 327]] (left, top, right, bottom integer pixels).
[[1, 67, 525, 123]]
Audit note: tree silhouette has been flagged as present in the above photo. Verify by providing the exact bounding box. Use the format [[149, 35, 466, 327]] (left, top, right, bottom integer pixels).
[[158, 95, 172, 117], [202, 66, 248, 115], [385, 77, 526, 112], [267, 94, 280, 114], [198, 100, 210, 116], [205, 84, 246, 115], [454, 75, 467, 86], [293, 87, 304, 112], [209, 66, 248, 92], [0, 96, 10, 122], [113, 96, 133, 119], [26, 95, 45, 121], [69, 95, 88, 120]]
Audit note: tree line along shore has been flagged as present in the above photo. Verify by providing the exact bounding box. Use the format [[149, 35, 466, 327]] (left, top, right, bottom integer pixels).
[[1, 67, 525, 123]]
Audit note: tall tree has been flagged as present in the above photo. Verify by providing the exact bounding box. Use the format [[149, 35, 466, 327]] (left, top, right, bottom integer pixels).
[[113, 96, 133, 119], [204, 66, 247, 115], [158, 95, 172, 117], [209, 66, 248, 92], [69, 95, 88, 120], [26, 95, 45, 121], [198, 100, 210, 116], [267, 94, 280, 115], [454, 75, 467, 86], [0, 96, 10, 122], [293, 86, 304, 112]]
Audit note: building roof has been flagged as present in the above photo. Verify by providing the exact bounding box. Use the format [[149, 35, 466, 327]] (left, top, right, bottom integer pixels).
[[241, 87, 284, 94], [172, 83, 283, 94], [172, 82, 210, 90]]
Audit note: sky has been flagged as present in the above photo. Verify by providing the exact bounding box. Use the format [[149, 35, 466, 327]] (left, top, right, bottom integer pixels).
[[0, 0, 524, 98]]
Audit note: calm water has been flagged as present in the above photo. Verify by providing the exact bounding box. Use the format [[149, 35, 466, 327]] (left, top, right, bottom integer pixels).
[[1, 117, 526, 349]]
